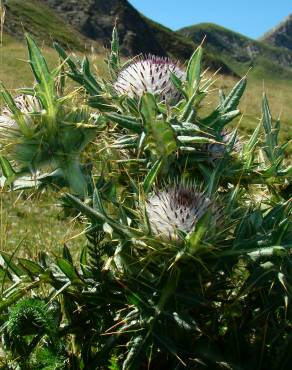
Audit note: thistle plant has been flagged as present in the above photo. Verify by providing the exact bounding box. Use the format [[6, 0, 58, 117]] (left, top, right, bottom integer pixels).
[[0, 26, 291, 370], [0, 35, 102, 195]]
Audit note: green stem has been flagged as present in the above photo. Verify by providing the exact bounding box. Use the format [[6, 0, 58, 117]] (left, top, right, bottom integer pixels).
[[60, 157, 88, 196]]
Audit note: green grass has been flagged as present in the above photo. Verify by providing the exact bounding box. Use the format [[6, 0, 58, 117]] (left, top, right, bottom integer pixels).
[[0, 36, 107, 89], [0, 190, 86, 259]]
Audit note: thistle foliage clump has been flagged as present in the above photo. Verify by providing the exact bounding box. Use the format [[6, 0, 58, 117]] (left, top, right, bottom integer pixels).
[[0, 27, 291, 369]]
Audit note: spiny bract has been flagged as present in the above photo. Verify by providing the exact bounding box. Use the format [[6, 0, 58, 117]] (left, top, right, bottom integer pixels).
[[114, 55, 185, 103], [146, 185, 218, 240]]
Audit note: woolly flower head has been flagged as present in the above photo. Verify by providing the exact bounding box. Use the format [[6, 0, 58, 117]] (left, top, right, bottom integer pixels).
[[114, 55, 185, 104], [0, 94, 41, 131], [145, 185, 220, 240]]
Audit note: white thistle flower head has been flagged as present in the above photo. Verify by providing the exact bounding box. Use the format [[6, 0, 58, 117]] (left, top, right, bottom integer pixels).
[[114, 55, 185, 104], [145, 185, 219, 240], [0, 94, 41, 131]]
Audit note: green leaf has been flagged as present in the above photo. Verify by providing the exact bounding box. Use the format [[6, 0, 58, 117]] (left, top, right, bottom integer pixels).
[[181, 91, 206, 121], [145, 119, 177, 157], [106, 113, 143, 134], [140, 92, 157, 124], [141, 93, 177, 157], [93, 187, 106, 214], [65, 193, 142, 238], [122, 335, 147, 370], [219, 89, 226, 104], [261, 93, 284, 167], [56, 258, 82, 283], [170, 71, 187, 99], [108, 24, 120, 77], [242, 123, 260, 169], [0, 156, 16, 179], [262, 93, 273, 160], [218, 109, 241, 128], [53, 42, 80, 74], [221, 77, 246, 112], [82, 57, 103, 95], [0, 252, 25, 278], [18, 258, 44, 276], [62, 245, 73, 264], [26, 34, 52, 86], [186, 211, 210, 253], [186, 46, 203, 96], [177, 135, 216, 145], [143, 159, 163, 194], [25, 34, 57, 127]]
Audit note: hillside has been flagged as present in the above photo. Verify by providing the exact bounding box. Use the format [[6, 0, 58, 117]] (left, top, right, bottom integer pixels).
[[178, 23, 292, 79], [1, 0, 292, 82], [2, 0, 101, 51], [261, 14, 292, 51], [1, 0, 235, 75], [3, 0, 292, 80]]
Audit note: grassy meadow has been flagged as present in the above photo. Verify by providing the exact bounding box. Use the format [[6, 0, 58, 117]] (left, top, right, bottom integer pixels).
[[0, 36, 291, 258]]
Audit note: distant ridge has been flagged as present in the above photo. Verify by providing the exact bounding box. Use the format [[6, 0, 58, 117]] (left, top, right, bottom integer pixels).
[[261, 14, 292, 52], [178, 23, 292, 79], [2, 0, 292, 79]]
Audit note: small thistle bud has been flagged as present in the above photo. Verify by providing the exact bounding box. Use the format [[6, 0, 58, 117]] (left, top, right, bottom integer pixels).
[[205, 129, 242, 160], [114, 55, 185, 103], [145, 185, 219, 240], [0, 94, 41, 131]]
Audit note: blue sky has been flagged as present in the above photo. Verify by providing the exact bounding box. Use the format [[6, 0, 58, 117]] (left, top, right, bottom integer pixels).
[[128, 0, 291, 39]]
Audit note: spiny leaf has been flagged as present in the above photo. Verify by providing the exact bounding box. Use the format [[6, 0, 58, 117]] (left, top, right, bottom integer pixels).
[[0, 156, 15, 180], [108, 24, 120, 77], [140, 93, 157, 124], [221, 77, 246, 112], [65, 193, 143, 238], [143, 158, 163, 194], [82, 57, 103, 95], [56, 258, 82, 283], [26, 34, 52, 86], [186, 46, 203, 96], [141, 93, 177, 157], [122, 334, 147, 370], [106, 113, 143, 134], [18, 258, 45, 276]]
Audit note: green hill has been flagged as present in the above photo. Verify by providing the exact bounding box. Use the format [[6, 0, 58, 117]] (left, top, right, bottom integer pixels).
[[2, 0, 101, 51], [178, 23, 292, 80], [261, 14, 292, 52], [3, 0, 292, 81], [1, 0, 235, 74]]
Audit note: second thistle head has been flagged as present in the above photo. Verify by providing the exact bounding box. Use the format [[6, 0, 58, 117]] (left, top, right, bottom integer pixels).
[[114, 55, 185, 104], [0, 94, 41, 133], [145, 184, 220, 241]]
